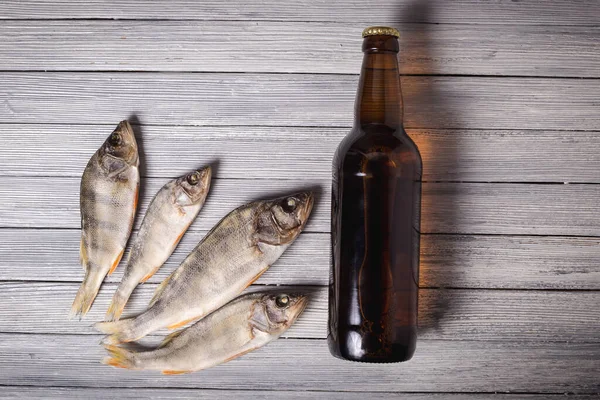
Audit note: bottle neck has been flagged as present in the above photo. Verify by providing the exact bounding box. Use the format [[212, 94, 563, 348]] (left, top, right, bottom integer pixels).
[[354, 36, 404, 130]]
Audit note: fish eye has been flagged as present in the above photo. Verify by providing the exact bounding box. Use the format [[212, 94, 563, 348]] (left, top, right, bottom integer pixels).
[[109, 132, 122, 146], [280, 197, 297, 213], [275, 295, 290, 308], [187, 172, 200, 186]]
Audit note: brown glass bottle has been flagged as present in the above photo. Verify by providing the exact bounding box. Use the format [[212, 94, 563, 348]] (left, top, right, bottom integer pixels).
[[328, 27, 422, 363]]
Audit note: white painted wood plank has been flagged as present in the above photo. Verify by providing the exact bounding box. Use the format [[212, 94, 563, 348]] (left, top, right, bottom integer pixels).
[[0, 229, 328, 286], [0, 176, 328, 232], [1, 282, 599, 343], [1, 21, 598, 77], [421, 182, 600, 236], [1, 73, 598, 130], [1, 0, 598, 26], [3, 177, 600, 235], [0, 124, 342, 181], [0, 283, 323, 339], [2, 229, 599, 290], [1, 334, 598, 392], [5, 387, 593, 400], [420, 234, 600, 290], [3, 125, 600, 183]]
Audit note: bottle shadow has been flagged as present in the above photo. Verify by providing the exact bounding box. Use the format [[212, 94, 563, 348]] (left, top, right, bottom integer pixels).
[[394, 1, 462, 336]]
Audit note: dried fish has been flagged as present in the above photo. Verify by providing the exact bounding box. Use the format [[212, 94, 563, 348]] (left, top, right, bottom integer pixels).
[[105, 167, 212, 321], [103, 291, 308, 374], [95, 192, 313, 343], [70, 121, 139, 318]]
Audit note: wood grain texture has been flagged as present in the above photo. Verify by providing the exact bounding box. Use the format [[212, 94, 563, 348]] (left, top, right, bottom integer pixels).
[[420, 234, 600, 290], [0, 1, 598, 395], [1, 21, 598, 77], [1, 73, 599, 130], [3, 177, 600, 235], [1, 333, 599, 392], [4, 387, 596, 400], [3, 124, 600, 183], [2, 229, 599, 290], [0, 229, 329, 286], [0, 283, 324, 340], [1, 0, 599, 26], [1, 282, 599, 343], [0, 176, 330, 232], [421, 182, 600, 236]]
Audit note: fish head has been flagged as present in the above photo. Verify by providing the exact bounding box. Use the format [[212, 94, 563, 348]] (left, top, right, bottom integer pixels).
[[253, 292, 309, 335], [99, 120, 139, 168], [174, 166, 212, 206], [256, 191, 314, 245]]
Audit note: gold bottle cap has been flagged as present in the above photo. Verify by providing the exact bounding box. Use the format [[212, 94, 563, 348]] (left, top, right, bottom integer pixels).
[[362, 26, 400, 38]]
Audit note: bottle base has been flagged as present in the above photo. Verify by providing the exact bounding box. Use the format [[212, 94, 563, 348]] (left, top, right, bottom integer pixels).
[[328, 336, 416, 363]]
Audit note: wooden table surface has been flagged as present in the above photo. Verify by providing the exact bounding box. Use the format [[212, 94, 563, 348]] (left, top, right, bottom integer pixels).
[[0, 1, 599, 398]]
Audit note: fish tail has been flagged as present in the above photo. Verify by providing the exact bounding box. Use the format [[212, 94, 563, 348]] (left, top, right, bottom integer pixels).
[[69, 268, 106, 319], [95, 316, 143, 345], [105, 281, 135, 322], [105, 292, 128, 322], [102, 344, 139, 370]]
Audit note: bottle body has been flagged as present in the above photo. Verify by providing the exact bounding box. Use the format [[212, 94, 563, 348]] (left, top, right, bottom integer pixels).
[[328, 29, 422, 363]]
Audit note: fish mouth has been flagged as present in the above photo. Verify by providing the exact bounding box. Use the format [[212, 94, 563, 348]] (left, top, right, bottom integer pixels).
[[198, 165, 212, 186], [118, 120, 133, 134], [305, 192, 314, 215], [117, 120, 135, 143], [298, 191, 314, 227], [116, 120, 139, 166], [181, 166, 212, 202], [289, 294, 309, 320]]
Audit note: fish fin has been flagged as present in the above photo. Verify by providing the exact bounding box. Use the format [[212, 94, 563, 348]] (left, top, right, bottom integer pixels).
[[158, 330, 183, 348], [140, 265, 160, 283], [244, 269, 267, 290], [69, 268, 106, 319], [133, 184, 139, 212], [95, 318, 138, 345], [222, 346, 258, 364], [102, 344, 137, 370], [166, 316, 199, 330], [162, 369, 191, 375], [102, 157, 129, 178], [108, 249, 125, 275], [79, 236, 88, 270], [173, 230, 186, 248], [149, 274, 172, 307]]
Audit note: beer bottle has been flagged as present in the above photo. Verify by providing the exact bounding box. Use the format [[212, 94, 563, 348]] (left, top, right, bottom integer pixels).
[[328, 26, 422, 363]]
